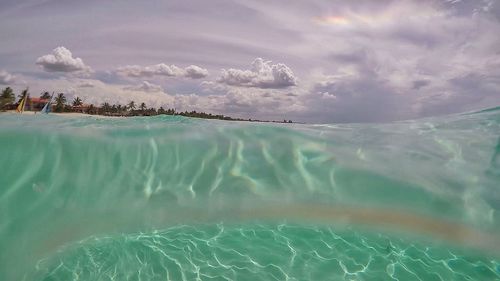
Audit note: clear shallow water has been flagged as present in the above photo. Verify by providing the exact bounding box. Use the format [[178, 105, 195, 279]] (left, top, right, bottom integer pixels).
[[0, 109, 499, 280]]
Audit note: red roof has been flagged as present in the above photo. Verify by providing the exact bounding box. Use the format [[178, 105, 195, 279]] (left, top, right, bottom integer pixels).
[[30, 98, 49, 103]]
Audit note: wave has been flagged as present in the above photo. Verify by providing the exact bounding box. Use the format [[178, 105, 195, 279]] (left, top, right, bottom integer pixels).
[[466, 105, 500, 115]]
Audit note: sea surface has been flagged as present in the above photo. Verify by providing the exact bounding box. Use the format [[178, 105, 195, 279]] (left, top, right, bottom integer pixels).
[[0, 108, 499, 281]]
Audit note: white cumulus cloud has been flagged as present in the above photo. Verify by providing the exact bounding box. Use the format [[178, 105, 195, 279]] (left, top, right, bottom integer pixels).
[[36, 47, 92, 73], [77, 80, 95, 88], [218, 58, 297, 89], [124, 81, 164, 92], [0, 70, 15, 84], [116, 63, 208, 79], [185, 65, 209, 79]]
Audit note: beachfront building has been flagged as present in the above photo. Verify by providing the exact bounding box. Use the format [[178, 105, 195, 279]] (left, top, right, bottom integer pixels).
[[29, 97, 51, 111], [72, 104, 91, 113], [9, 97, 51, 111]]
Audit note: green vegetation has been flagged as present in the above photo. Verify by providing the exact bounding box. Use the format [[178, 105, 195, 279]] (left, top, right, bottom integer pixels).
[[40, 92, 51, 99], [17, 88, 29, 103], [54, 93, 67, 112], [72, 97, 83, 107], [0, 87, 15, 110], [0, 87, 293, 123]]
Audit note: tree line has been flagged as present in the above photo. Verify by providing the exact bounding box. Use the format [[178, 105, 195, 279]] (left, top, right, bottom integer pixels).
[[0, 87, 293, 123]]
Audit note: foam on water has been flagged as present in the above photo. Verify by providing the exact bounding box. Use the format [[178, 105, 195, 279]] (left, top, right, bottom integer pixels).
[[0, 108, 499, 280]]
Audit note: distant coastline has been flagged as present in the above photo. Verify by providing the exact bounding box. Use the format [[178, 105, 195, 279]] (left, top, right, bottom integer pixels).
[[0, 88, 294, 123], [0, 110, 294, 123]]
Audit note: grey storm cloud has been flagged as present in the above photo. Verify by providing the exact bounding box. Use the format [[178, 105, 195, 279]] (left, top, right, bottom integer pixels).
[[217, 58, 297, 89], [412, 80, 431, 90], [124, 81, 163, 92], [305, 73, 409, 123], [0, 70, 15, 84], [36, 47, 92, 73], [116, 64, 208, 79]]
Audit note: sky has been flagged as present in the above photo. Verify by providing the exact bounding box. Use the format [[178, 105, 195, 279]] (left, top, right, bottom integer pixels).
[[0, 0, 499, 123]]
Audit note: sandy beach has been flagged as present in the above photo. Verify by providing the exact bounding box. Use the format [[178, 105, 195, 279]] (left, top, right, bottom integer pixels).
[[2, 110, 112, 118]]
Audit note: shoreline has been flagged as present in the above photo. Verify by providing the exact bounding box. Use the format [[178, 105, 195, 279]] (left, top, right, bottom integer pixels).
[[0, 110, 298, 123], [1, 110, 109, 118]]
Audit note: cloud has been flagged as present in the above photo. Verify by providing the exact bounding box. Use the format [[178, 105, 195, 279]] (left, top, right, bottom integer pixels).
[[36, 47, 92, 73], [124, 81, 164, 92], [293, 1, 500, 121], [412, 80, 430, 90], [217, 58, 297, 89], [185, 65, 209, 79], [78, 80, 95, 88], [199, 82, 302, 118], [414, 72, 500, 116], [116, 63, 208, 79], [0, 70, 15, 84], [116, 64, 183, 77], [301, 72, 409, 123]]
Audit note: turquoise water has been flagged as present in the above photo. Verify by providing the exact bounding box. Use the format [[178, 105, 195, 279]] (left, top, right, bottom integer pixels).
[[0, 109, 499, 280]]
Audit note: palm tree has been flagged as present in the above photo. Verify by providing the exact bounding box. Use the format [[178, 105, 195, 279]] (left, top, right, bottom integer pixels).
[[116, 104, 123, 115], [127, 101, 136, 111], [72, 97, 83, 107], [148, 107, 157, 116], [0, 87, 15, 110], [88, 104, 95, 114], [139, 102, 146, 111], [101, 102, 111, 114], [18, 88, 29, 102], [40, 92, 51, 100], [54, 93, 66, 112]]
